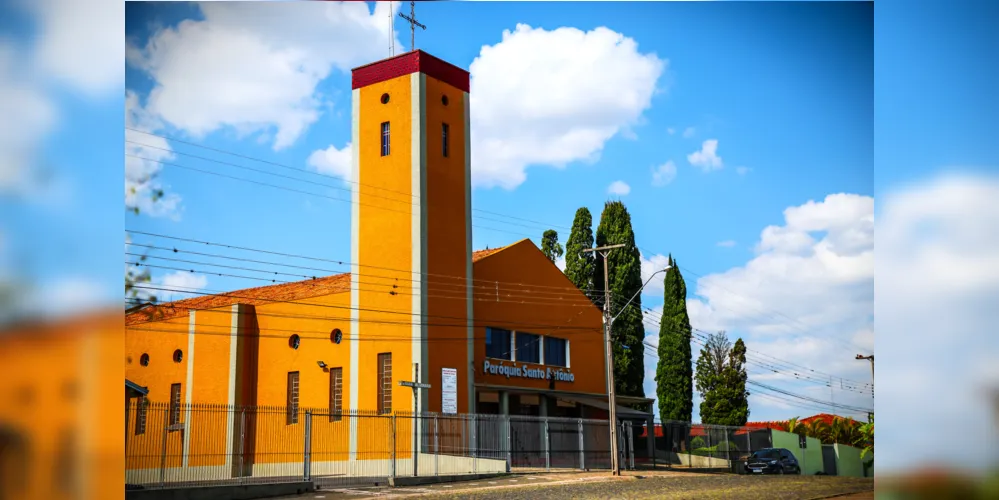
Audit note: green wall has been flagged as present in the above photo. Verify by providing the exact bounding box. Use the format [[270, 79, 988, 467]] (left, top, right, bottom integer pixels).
[[770, 430, 823, 475], [833, 443, 869, 477]]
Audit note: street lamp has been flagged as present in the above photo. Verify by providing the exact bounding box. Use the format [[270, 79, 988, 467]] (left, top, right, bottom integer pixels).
[[611, 266, 671, 325], [856, 353, 874, 423], [583, 241, 670, 476]]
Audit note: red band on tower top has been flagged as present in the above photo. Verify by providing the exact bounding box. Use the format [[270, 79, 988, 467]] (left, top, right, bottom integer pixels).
[[351, 50, 470, 93]]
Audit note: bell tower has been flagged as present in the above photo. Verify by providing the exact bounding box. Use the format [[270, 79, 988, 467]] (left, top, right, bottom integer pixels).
[[347, 49, 473, 433]]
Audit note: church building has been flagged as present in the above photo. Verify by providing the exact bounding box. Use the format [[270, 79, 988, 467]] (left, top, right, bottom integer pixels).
[[125, 51, 651, 479]]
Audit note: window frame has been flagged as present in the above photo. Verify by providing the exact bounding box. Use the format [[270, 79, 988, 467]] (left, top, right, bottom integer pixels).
[[442, 123, 449, 158], [485, 327, 512, 360], [169, 383, 181, 426], [329, 367, 343, 422], [380, 122, 391, 156], [135, 395, 147, 435], [515, 331, 541, 364], [377, 353, 392, 415], [544, 336, 569, 367], [287, 371, 300, 425]]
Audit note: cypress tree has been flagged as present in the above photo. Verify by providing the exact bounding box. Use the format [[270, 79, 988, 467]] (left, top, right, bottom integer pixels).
[[540, 229, 564, 263], [724, 338, 750, 426], [655, 255, 693, 423], [564, 207, 595, 294], [594, 201, 645, 397]]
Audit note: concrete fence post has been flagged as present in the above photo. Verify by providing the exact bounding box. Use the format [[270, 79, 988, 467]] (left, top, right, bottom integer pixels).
[[434, 414, 439, 477], [304, 410, 312, 481], [544, 418, 550, 471], [390, 414, 397, 479], [578, 419, 585, 471], [505, 416, 512, 472], [237, 407, 245, 482], [159, 406, 169, 487]]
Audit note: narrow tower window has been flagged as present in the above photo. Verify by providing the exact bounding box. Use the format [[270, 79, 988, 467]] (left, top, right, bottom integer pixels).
[[329, 367, 343, 422], [287, 371, 300, 424], [169, 383, 181, 426], [381, 122, 391, 156], [442, 123, 450, 158], [377, 353, 392, 414]]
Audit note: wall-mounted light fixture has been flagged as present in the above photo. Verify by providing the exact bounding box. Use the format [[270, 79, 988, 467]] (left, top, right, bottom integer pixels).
[[317, 361, 327, 369]]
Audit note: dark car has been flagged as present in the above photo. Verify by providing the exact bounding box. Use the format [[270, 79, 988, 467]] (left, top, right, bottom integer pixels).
[[743, 448, 801, 475]]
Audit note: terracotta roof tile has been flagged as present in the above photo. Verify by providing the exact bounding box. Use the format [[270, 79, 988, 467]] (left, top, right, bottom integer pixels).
[[127, 245, 510, 326], [126, 273, 351, 326]]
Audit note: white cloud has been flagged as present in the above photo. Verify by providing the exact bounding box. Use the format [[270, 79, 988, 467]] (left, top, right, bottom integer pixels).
[[667, 128, 675, 135], [875, 172, 999, 473], [125, 91, 182, 218], [159, 271, 209, 301], [682, 127, 696, 139], [716, 240, 736, 248], [127, 2, 401, 150], [687, 139, 723, 172], [651, 160, 677, 187], [736, 166, 751, 176], [469, 24, 665, 189], [30, 0, 124, 95], [607, 180, 631, 196], [0, 45, 57, 196], [681, 193, 874, 420], [308, 142, 352, 180]]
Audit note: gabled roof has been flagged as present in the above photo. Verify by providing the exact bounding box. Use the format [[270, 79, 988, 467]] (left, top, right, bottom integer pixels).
[[127, 244, 513, 326]]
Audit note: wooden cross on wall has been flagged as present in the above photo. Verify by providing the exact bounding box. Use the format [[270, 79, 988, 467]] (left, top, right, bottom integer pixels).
[[398, 1, 427, 51]]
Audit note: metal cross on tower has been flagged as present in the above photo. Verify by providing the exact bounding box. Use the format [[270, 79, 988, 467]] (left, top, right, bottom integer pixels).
[[398, 1, 426, 51]]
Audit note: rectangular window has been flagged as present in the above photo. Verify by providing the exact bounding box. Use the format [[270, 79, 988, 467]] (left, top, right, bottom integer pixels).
[[377, 353, 392, 414], [515, 332, 540, 364], [544, 337, 568, 367], [169, 384, 182, 426], [287, 371, 299, 425], [381, 122, 391, 156], [329, 367, 343, 422], [135, 395, 147, 435], [442, 123, 449, 158], [485, 328, 512, 360]]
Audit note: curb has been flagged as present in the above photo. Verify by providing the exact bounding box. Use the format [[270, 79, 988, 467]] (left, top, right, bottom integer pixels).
[[804, 491, 873, 500]]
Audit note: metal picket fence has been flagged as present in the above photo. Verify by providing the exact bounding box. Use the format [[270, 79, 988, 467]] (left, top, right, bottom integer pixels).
[[125, 402, 634, 489], [653, 419, 775, 473]]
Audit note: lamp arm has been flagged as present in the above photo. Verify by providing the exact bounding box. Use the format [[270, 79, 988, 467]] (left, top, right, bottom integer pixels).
[[610, 267, 668, 324]]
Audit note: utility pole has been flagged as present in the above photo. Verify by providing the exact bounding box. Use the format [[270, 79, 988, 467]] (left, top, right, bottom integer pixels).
[[856, 353, 874, 423], [583, 243, 625, 475]]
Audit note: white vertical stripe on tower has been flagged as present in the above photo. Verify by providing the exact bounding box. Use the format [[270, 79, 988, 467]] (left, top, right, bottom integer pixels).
[[464, 91, 474, 413], [348, 87, 361, 459], [183, 311, 196, 467], [411, 72, 428, 451], [225, 304, 241, 472]]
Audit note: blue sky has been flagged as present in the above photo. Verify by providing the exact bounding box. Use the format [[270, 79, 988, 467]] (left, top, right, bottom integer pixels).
[[116, 0, 877, 426], [4, 0, 998, 473]]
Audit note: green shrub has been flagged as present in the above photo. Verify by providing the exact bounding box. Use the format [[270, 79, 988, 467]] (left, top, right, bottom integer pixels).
[[691, 436, 706, 449]]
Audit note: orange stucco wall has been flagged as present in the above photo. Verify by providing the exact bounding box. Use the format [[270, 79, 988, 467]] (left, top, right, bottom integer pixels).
[[424, 76, 471, 414], [356, 73, 416, 418], [472, 241, 607, 396], [0, 311, 123, 500]]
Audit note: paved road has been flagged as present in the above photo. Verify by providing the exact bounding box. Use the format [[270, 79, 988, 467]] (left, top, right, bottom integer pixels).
[[276, 471, 874, 500]]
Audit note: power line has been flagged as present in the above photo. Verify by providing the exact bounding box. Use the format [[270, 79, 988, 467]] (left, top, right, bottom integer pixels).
[[126, 243, 603, 300], [127, 283, 600, 332], [126, 230, 594, 294], [128, 127, 867, 357], [126, 129, 572, 232], [631, 299, 873, 393]]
